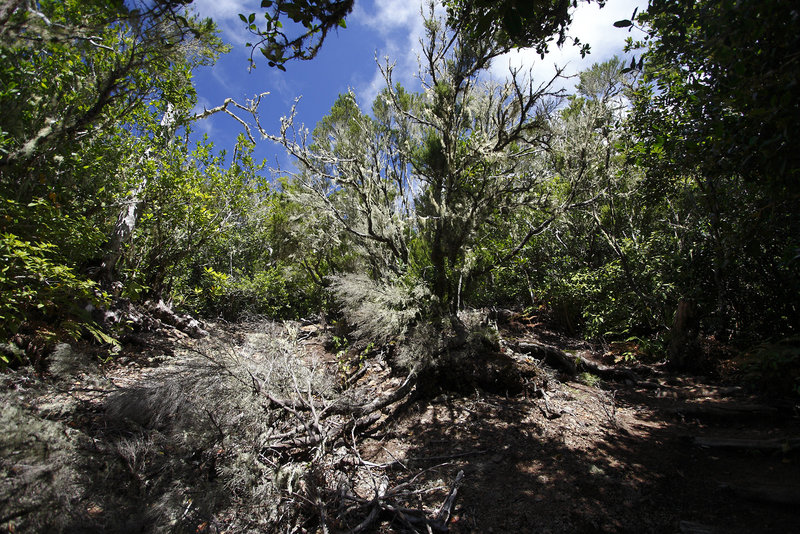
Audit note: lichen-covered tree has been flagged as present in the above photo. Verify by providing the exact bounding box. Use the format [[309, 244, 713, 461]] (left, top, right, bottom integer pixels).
[[272, 7, 595, 351]]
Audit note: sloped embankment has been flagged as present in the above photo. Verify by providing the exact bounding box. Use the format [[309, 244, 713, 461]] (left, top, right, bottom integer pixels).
[[2, 318, 799, 533]]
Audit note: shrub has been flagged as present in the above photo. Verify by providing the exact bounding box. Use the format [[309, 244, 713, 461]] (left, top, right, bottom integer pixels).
[[0, 232, 104, 345], [329, 273, 430, 345], [183, 264, 322, 321], [738, 337, 800, 397]]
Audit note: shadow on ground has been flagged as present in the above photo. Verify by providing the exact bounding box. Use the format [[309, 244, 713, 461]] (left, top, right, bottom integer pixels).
[[360, 380, 800, 533]]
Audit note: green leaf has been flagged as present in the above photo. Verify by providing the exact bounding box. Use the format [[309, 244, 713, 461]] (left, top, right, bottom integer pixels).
[[613, 19, 632, 28], [503, 9, 523, 38]]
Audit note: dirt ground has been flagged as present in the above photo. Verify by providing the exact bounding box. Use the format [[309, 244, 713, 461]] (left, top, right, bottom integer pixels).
[[309, 322, 800, 533], [2, 318, 799, 533], [357, 376, 800, 533]]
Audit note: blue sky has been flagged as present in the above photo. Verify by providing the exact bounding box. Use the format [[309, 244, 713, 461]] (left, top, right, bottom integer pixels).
[[188, 0, 647, 170]]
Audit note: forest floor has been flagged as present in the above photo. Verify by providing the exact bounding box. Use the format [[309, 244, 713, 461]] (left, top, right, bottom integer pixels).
[[2, 314, 800, 533]]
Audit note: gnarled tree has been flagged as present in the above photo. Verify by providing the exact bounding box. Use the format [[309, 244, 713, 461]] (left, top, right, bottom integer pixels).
[[271, 6, 595, 352]]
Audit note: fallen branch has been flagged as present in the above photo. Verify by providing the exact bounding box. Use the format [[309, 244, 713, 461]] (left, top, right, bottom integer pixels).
[[516, 341, 577, 374], [436, 469, 464, 525], [344, 366, 420, 417], [667, 401, 778, 418], [145, 299, 208, 338], [515, 341, 638, 381], [265, 366, 420, 420], [694, 436, 800, 452]]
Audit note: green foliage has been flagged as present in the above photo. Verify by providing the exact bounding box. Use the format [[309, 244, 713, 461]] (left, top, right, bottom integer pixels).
[[626, 0, 800, 190], [620, 0, 800, 338], [240, 0, 354, 69], [578, 371, 601, 387], [444, 0, 605, 57], [284, 10, 583, 331], [738, 338, 800, 397], [0, 232, 103, 340], [0, 0, 232, 349], [185, 264, 322, 320]]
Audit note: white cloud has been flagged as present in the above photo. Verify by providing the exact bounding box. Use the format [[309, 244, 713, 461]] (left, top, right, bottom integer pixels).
[[353, 0, 422, 33], [351, 0, 445, 105], [490, 0, 646, 89], [351, 0, 645, 105], [190, 0, 259, 47], [356, 61, 389, 108]]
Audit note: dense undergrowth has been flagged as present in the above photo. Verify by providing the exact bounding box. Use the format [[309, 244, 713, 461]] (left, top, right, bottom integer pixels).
[[1, 0, 800, 529]]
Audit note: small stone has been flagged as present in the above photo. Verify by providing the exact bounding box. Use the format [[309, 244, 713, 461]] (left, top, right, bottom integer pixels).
[[589, 464, 606, 476]]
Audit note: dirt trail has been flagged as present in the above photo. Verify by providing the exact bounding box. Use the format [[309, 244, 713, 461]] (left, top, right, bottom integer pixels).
[[321, 318, 800, 534], [351, 359, 800, 533], [2, 321, 799, 533]]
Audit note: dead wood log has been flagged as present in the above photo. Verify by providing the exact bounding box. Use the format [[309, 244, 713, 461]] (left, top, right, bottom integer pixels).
[[516, 341, 577, 374], [668, 401, 778, 418], [146, 299, 208, 338], [266, 408, 384, 451], [722, 483, 800, 505], [514, 341, 638, 381], [347, 367, 418, 417], [436, 469, 464, 525], [266, 366, 420, 418], [340, 469, 463, 534], [694, 436, 800, 452]]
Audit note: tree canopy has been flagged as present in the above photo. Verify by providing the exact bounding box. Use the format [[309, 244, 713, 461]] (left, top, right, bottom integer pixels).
[[622, 0, 800, 192], [2, 2, 799, 532], [444, 0, 606, 57], [0, 0, 796, 376], [240, 0, 354, 69]]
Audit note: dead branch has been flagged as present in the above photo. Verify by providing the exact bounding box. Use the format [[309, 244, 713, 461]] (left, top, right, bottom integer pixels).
[[667, 401, 779, 418], [189, 93, 270, 144], [694, 436, 800, 452], [436, 469, 464, 525], [515, 340, 638, 382], [265, 364, 420, 419]]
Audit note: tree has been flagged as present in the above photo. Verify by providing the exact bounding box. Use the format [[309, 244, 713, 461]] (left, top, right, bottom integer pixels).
[[272, 6, 594, 341], [444, 0, 606, 57], [620, 0, 800, 339], [0, 0, 226, 343], [622, 0, 800, 191], [0, 0, 221, 172], [239, 0, 353, 70]]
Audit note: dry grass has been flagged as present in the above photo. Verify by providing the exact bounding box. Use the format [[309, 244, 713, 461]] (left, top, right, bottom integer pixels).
[[3, 312, 543, 533], [1, 320, 321, 531]]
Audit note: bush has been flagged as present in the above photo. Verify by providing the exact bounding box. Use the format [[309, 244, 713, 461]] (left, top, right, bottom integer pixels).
[[737, 337, 800, 397], [183, 264, 322, 321], [329, 273, 430, 345], [0, 232, 104, 344]]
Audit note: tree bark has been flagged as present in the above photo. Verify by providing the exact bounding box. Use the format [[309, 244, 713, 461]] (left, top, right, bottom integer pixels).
[[668, 298, 700, 370]]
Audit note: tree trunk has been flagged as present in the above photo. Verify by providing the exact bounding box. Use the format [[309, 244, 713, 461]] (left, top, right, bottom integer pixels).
[[99, 179, 146, 285], [668, 298, 701, 370]]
